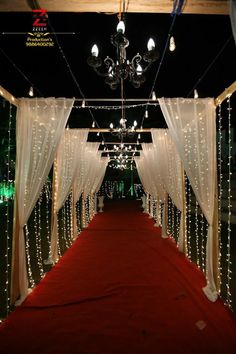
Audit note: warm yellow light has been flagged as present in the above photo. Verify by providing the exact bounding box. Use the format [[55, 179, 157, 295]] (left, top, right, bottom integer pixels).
[[91, 44, 99, 57], [117, 20, 125, 34], [147, 38, 155, 51], [169, 36, 176, 52]]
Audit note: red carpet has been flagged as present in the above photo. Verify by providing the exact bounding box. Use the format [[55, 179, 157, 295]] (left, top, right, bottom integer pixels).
[[1, 200, 236, 354]]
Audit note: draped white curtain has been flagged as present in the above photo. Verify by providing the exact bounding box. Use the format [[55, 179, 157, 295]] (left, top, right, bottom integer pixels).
[[91, 156, 109, 194], [151, 129, 186, 251], [79, 142, 100, 198], [72, 142, 99, 237], [159, 97, 218, 301], [141, 143, 166, 202], [51, 129, 88, 262], [13, 97, 74, 304]]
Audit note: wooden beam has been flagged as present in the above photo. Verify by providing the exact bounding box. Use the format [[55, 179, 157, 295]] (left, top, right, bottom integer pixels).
[[0, 0, 229, 15], [89, 128, 151, 133], [215, 81, 236, 106], [0, 86, 18, 107]]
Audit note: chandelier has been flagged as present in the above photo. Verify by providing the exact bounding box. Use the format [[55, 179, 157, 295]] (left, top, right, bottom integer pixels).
[[109, 116, 137, 138], [87, 19, 159, 90]]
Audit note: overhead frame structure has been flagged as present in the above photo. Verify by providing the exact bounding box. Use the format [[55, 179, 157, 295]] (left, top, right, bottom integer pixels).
[[0, 0, 229, 15]]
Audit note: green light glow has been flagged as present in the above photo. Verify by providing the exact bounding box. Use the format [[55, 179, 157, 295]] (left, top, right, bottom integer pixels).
[[0, 182, 15, 199]]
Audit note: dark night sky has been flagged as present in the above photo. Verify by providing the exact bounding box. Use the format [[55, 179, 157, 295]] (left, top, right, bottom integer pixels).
[[0, 11, 235, 134]]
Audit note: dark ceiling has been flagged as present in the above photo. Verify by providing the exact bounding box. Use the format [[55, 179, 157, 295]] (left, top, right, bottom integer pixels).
[[0, 11, 235, 142]]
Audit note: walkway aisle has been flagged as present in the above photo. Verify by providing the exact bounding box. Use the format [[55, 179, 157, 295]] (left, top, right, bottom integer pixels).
[[1, 200, 236, 354]]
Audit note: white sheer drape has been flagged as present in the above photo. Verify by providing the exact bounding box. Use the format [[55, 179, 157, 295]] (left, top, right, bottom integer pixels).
[[159, 97, 218, 301], [141, 143, 166, 202], [151, 129, 186, 251], [91, 156, 109, 194], [79, 143, 100, 198], [13, 97, 74, 304], [72, 142, 99, 237], [51, 129, 88, 262]]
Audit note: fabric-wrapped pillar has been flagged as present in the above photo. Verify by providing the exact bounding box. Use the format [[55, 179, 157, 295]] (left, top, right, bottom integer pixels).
[[159, 97, 219, 301], [11, 97, 74, 305]]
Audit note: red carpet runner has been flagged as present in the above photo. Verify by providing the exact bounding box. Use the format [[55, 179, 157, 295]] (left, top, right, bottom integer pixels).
[[1, 200, 236, 353]]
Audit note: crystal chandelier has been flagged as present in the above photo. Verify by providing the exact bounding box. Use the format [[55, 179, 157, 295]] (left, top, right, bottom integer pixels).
[[87, 19, 159, 90], [109, 117, 137, 138]]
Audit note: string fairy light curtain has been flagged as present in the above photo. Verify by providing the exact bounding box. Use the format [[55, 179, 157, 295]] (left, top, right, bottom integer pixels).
[[159, 97, 218, 302], [151, 129, 186, 252], [135, 152, 164, 200], [84, 153, 109, 197], [81, 143, 101, 198], [72, 142, 99, 238], [11, 97, 74, 305], [141, 143, 166, 202], [137, 144, 167, 234], [92, 156, 109, 194], [51, 129, 88, 263]]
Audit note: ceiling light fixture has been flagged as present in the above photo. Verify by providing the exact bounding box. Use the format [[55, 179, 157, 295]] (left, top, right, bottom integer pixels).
[[29, 86, 34, 97], [87, 19, 159, 90], [169, 36, 176, 52]]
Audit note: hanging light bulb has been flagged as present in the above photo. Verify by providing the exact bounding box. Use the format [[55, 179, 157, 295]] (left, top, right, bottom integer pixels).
[[116, 20, 125, 34], [97, 132, 100, 136], [145, 108, 149, 118], [169, 36, 176, 52], [194, 89, 199, 98], [29, 86, 34, 97], [147, 38, 155, 51], [152, 91, 156, 100], [92, 121, 95, 128], [129, 145, 132, 150], [120, 118, 126, 125], [91, 44, 99, 57], [138, 133, 141, 140], [136, 64, 143, 76], [110, 123, 114, 129], [102, 140, 104, 145], [133, 120, 137, 127], [108, 66, 114, 77], [121, 143, 124, 149], [82, 99, 86, 108]]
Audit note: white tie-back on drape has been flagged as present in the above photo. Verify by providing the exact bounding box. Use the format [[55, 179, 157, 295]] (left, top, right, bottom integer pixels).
[[151, 129, 186, 251], [14, 97, 74, 304], [159, 97, 218, 302], [51, 129, 88, 262]]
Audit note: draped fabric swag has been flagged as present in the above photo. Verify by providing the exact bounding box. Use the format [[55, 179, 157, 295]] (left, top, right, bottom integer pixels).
[[11, 97, 74, 304], [135, 146, 167, 236], [159, 97, 218, 302], [51, 129, 88, 262], [151, 129, 186, 252]]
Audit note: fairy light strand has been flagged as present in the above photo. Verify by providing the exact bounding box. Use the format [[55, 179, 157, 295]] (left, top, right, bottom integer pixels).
[[5, 102, 12, 314], [44, 182, 52, 261], [195, 199, 200, 267], [226, 96, 232, 308], [217, 104, 223, 289], [187, 179, 192, 259], [168, 195, 171, 235], [200, 213, 206, 273], [25, 225, 35, 288]]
